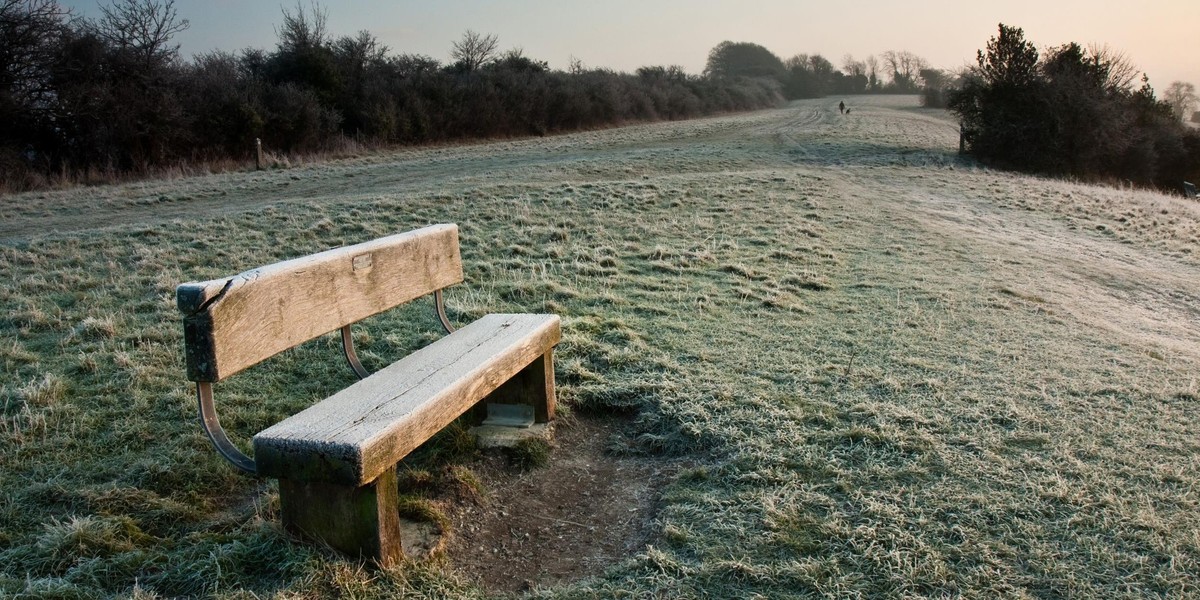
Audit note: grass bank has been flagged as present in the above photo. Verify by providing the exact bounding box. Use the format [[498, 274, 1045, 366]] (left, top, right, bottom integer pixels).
[[2, 96, 1199, 598]]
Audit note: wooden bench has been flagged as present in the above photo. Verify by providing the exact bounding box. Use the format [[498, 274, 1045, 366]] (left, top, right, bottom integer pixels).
[[1185, 181, 1197, 199], [176, 223, 560, 566]]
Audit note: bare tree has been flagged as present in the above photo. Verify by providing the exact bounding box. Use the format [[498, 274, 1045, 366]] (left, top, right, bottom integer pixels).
[[1, 0, 69, 111], [841, 54, 865, 78], [881, 50, 898, 79], [276, 1, 328, 53], [882, 50, 928, 89], [334, 30, 387, 71], [1087, 44, 1137, 91], [391, 52, 439, 77], [865, 54, 879, 90], [450, 29, 498, 71], [906, 52, 929, 83], [567, 54, 585, 74], [95, 0, 188, 67], [333, 30, 387, 99], [1162, 81, 1198, 122]]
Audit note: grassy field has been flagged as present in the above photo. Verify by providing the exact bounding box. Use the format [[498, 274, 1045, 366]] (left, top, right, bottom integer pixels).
[[2, 95, 1200, 599]]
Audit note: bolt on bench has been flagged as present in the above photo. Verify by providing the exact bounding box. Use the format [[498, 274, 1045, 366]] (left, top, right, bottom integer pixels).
[[176, 223, 560, 566]]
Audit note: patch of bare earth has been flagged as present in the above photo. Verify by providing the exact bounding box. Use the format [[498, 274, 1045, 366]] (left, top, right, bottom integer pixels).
[[443, 415, 677, 594]]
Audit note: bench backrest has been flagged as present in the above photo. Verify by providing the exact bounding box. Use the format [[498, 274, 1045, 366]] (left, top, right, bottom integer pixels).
[[177, 223, 463, 382]]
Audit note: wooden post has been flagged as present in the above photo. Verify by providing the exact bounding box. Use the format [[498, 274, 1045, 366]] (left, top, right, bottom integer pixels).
[[278, 467, 403, 567], [255, 138, 263, 170]]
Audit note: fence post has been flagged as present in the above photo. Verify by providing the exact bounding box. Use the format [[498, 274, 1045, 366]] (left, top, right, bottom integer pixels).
[[255, 138, 263, 170]]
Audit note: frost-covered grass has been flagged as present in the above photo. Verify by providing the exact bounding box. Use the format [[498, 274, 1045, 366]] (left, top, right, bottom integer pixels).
[[2, 95, 1200, 598]]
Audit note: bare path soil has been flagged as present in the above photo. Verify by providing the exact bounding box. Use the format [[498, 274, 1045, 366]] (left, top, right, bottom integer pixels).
[[444, 416, 681, 594]]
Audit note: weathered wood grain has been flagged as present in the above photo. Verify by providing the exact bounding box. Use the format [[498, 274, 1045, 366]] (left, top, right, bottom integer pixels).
[[279, 466, 403, 566], [177, 224, 462, 382], [253, 313, 561, 486]]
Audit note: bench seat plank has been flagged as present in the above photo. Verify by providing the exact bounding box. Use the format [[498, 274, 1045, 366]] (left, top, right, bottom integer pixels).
[[253, 313, 560, 486]]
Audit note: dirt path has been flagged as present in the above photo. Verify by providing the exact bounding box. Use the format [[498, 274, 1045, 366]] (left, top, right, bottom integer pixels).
[[444, 416, 681, 594]]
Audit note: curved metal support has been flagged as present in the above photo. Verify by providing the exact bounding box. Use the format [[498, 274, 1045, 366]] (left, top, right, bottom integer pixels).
[[340, 325, 370, 379], [197, 382, 257, 474], [434, 289, 456, 334]]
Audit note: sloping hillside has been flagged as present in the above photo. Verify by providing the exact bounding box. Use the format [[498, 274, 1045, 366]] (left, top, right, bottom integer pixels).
[[2, 96, 1199, 598]]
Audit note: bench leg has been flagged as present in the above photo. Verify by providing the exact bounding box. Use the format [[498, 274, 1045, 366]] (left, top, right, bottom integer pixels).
[[476, 348, 557, 423], [278, 466, 403, 567]]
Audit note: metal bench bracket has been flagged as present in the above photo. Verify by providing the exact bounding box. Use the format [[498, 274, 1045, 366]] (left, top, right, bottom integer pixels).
[[197, 382, 257, 474], [435, 289, 455, 334], [340, 325, 370, 379]]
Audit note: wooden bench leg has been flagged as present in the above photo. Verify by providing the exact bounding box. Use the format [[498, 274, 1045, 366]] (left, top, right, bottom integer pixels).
[[477, 348, 556, 423], [278, 466, 403, 566]]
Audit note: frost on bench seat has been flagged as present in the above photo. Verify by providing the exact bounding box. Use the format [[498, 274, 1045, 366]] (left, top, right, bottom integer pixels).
[[253, 313, 561, 486]]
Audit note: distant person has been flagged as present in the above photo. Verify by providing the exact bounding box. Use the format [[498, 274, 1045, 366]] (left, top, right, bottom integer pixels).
[[838, 101, 845, 114]]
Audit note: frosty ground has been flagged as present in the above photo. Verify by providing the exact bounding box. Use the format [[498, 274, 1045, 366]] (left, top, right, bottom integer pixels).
[[2, 95, 1199, 598]]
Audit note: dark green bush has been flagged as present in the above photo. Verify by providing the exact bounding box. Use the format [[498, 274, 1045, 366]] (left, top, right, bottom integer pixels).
[[950, 24, 1200, 190]]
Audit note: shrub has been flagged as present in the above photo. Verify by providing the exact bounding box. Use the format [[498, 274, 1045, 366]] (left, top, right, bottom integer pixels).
[[951, 24, 1200, 191]]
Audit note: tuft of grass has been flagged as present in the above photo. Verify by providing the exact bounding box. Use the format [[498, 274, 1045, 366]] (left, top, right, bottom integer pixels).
[[33, 515, 154, 571], [504, 437, 552, 471], [77, 315, 117, 339], [10, 372, 65, 409], [1, 339, 38, 367], [396, 469, 437, 494], [396, 498, 450, 534], [443, 465, 486, 503]]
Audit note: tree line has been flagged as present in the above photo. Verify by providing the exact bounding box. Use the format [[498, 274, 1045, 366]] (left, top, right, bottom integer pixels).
[[703, 40, 942, 99], [1, 1, 783, 190], [949, 24, 1200, 192], [11, 4, 1191, 194]]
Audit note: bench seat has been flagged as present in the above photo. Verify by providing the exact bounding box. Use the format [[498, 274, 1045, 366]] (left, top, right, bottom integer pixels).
[[254, 313, 560, 486]]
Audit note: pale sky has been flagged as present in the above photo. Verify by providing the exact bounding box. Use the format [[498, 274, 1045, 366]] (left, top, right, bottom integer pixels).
[[62, 0, 1200, 88]]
